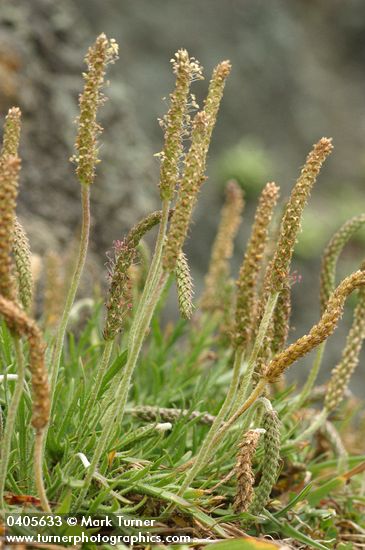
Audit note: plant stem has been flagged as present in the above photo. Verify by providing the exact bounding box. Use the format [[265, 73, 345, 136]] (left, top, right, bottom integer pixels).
[[0, 336, 25, 507], [34, 430, 51, 512], [73, 228, 170, 510], [167, 295, 278, 514], [217, 378, 267, 438], [295, 342, 326, 411], [179, 379, 268, 493], [96, 200, 170, 427], [73, 273, 167, 511], [49, 184, 90, 404], [75, 340, 113, 441], [130, 200, 170, 350], [235, 292, 279, 408], [173, 296, 278, 505], [173, 348, 244, 503]]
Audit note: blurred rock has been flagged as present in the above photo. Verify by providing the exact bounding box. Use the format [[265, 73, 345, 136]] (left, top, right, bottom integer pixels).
[[0, 0, 158, 262]]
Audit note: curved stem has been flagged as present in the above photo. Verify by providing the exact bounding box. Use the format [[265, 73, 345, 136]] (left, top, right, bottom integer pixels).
[[169, 295, 277, 511], [217, 378, 267, 437], [49, 184, 90, 404], [34, 430, 51, 512], [295, 342, 326, 411], [235, 292, 279, 408], [183, 379, 267, 488], [130, 200, 170, 350], [73, 199, 170, 510], [174, 349, 245, 502], [0, 337, 25, 507]]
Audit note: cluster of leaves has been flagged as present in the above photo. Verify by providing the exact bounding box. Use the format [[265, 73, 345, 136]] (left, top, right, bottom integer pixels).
[[1, 292, 365, 548]]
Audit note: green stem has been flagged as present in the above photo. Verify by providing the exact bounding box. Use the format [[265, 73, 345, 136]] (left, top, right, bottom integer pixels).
[[168, 379, 267, 518], [130, 200, 170, 350], [295, 342, 326, 411], [235, 292, 279, 408], [173, 295, 278, 506], [73, 268, 169, 510], [74, 340, 113, 443], [73, 274, 167, 510], [72, 201, 170, 468], [210, 378, 267, 451], [174, 348, 245, 503], [34, 430, 51, 512], [49, 184, 90, 404], [0, 336, 25, 507]]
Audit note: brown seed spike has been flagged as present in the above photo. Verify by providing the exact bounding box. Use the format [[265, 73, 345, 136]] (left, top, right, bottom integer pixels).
[[0, 295, 49, 431], [201, 180, 244, 311], [269, 138, 333, 295], [233, 429, 262, 513], [12, 219, 33, 312], [104, 210, 171, 340], [271, 279, 291, 355], [175, 252, 194, 320], [325, 263, 365, 412], [234, 182, 279, 348], [320, 214, 365, 314], [71, 34, 118, 186], [264, 270, 365, 383], [158, 50, 203, 201], [0, 155, 21, 302], [1, 107, 21, 159], [163, 111, 209, 272], [202, 60, 231, 157], [44, 251, 65, 328]]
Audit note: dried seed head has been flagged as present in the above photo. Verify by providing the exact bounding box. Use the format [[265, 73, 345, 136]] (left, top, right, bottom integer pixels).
[[175, 252, 194, 319], [201, 180, 244, 311], [203, 60, 231, 153], [104, 210, 169, 340], [71, 33, 118, 185], [158, 50, 203, 201], [233, 429, 262, 513], [268, 138, 333, 295], [249, 408, 281, 515], [0, 155, 21, 301], [234, 182, 279, 347], [44, 251, 65, 329], [163, 61, 231, 272], [264, 270, 365, 383], [200, 60, 231, 171], [12, 219, 33, 312], [0, 295, 49, 431], [325, 267, 365, 412], [163, 111, 209, 271], [320, 214, 365, 314], [1, 107, 21, 158]]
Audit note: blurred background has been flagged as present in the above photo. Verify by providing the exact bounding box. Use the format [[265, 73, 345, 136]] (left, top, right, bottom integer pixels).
[[1, 0, 365, 387]]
